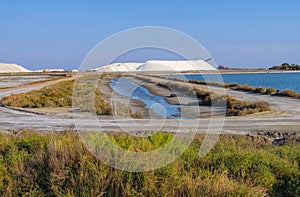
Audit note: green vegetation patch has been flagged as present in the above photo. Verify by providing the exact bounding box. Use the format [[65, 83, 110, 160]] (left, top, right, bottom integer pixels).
[[0, 130, 299, 196], [1, 77, 112, 115], [1, 80, 74, 108]]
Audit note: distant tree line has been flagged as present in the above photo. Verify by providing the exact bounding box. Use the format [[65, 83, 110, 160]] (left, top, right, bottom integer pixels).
[[269, 63, 300, 70]]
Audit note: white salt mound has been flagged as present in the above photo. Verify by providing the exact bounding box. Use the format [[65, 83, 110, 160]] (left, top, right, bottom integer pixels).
[[95, 60, 216, 72], [137, 60, 216, 71], [95, 63, 142, 72], [0, 63, 31, 73]]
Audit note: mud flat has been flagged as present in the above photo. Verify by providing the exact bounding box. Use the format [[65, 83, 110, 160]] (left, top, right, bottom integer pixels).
[[0, 75, 63, 89]]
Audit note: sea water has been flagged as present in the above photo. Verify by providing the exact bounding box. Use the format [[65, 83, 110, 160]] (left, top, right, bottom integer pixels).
[[169, 72, 300, 93]]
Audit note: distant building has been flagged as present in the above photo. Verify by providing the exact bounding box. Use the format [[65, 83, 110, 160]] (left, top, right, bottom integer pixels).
[[40, 69, 65, 73]]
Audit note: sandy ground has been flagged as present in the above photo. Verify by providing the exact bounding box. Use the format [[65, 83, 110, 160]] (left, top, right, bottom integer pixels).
[[0, 74, 299, 133]]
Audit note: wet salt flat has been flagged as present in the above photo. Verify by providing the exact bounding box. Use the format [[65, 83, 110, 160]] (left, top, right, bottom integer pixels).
[[0, 75, 58, 88]]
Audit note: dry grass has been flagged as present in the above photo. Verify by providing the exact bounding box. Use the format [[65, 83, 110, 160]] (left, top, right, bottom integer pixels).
[[165, 77, 300, 98], [275, 89, 300, 98], [193, 87, 271, 116]]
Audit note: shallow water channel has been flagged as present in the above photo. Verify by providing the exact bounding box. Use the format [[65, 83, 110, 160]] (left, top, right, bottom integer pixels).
[[110, 78, 182, 119]]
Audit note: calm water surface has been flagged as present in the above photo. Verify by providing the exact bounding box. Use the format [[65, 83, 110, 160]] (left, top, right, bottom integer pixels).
[[111, 78, 181, 119], [169, 72, 300, 93]]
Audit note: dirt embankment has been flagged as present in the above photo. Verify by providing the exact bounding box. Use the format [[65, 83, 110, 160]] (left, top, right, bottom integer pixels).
[[133, 74, 300, 116]]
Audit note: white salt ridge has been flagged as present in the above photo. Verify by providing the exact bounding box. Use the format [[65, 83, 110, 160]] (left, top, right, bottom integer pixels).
[[95, 60, 216, 72], [137, 60, 216, 71], [95, 63, 142, 72], [0, 63, 31, 73]]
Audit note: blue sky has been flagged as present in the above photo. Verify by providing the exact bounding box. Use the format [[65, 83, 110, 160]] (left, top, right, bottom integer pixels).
[[1, 0, 300, 70]]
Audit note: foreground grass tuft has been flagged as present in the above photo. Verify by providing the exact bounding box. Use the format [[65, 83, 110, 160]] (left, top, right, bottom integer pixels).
[[0, 130, 299, 196]]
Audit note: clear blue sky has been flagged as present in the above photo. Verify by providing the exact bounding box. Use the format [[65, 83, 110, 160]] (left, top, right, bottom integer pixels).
[[1, 0, 300, 70]]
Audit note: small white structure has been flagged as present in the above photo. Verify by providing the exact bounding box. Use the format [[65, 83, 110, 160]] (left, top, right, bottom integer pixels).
[[0, 63, 31, 73], [35, 68, 66, 73], [45, 69, 65, 72]]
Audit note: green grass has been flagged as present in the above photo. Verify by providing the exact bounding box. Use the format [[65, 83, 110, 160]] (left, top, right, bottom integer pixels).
[[0, 130, 299, 196]]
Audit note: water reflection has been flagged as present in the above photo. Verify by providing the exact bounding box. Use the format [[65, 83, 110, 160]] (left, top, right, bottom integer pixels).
[[110, 78, 182, 119]]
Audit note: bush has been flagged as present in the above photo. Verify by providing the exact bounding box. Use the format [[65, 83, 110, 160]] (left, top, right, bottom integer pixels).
[[253, 86, 267, 94], [233, 84, 255, 92], [279, 89, 299, 98], [198, 92, 271, 116], [265, 88, 276, 95]]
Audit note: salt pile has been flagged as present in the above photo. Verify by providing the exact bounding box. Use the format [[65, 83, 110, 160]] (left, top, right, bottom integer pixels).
[[0, 63, 31, 73], [95, 63, 142, 72], [95, 60, 216, 72], [137, 60, 216, 71]]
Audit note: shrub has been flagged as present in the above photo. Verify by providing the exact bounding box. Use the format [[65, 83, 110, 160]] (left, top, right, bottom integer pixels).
[[265, 88, 276, 95], [253, 86, 267, 94], [233, 84, 255, 92], [198, 92, 271, 116], [279, 89, 299, 98]]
